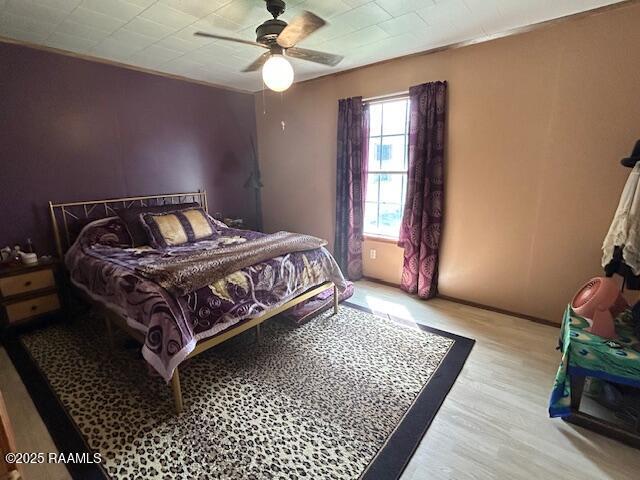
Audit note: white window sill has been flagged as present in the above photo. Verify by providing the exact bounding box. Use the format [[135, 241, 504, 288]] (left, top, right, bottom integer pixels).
[[363, 234, 400, 244]]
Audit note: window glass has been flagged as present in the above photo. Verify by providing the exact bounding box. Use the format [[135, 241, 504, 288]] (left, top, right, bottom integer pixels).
[[364, 201, 379, 233], [377, 203, 403, 238], [369, 103, 382, 137], [378, 135, 406, 172], [365, 174, 379, 203], [382, 100, 407, 135], [378, 173, 405, 205], [363, 97, 410, 238], [368, 137, 382, 171]]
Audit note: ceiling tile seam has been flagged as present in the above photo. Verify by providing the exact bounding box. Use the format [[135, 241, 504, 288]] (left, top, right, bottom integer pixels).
[[40, 0, 80, 44], [156, 30, 230, 65], [39, 1, 125, 47], [307, 20, 390, 55], [92, 1, 168, 57], [47, 0, 153, 46], [371, 0, 397, 18], [118, 5, 248, 73], [461, 0, 489, 35]]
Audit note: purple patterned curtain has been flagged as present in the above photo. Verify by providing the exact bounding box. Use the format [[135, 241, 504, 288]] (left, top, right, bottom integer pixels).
[[398, 81, 447, 298], [335, 97, 369, 280]]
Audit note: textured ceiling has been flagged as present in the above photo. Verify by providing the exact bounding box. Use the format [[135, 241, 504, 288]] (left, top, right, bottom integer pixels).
[[0, 0, 627, 92]]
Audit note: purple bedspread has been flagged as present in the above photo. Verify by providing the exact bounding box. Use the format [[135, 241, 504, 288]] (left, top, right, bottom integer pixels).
[[65, 217, 346, 382]]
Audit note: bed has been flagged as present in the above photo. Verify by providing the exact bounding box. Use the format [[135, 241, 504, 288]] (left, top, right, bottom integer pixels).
[[49, 191, 346, 414]]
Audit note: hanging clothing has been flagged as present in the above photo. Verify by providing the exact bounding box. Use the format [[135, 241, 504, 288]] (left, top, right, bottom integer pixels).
[[602, 162, 640, 275], [398, 81, 447, 298], [334, 97, 369, 280]]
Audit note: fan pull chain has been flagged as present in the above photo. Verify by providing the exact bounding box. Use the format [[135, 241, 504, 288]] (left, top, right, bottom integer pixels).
[[280, 91, 286, 133], [262, 78, 267, 115]]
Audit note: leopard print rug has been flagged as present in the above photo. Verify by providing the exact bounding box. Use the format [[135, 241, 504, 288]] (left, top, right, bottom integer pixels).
[[19, 305, 455, 479]]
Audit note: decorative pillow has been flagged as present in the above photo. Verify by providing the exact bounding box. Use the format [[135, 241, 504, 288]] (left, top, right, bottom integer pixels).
[[141, 208, 217, 248], [79, 217, 132, 248], [116, 203, 199, 247]]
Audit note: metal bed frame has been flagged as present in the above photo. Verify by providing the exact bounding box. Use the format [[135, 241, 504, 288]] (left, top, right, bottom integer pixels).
[[49, 191, 338, 414]]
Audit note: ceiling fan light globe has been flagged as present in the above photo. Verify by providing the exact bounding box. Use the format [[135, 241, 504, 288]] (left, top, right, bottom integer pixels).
[[262, 55, 294, 92]]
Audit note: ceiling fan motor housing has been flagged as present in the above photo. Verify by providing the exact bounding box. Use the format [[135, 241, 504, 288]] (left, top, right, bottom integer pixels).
[[256, 18, 287, 49]]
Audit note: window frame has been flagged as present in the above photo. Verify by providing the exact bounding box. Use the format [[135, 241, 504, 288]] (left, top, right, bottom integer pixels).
[[363, 95, 410, 241]]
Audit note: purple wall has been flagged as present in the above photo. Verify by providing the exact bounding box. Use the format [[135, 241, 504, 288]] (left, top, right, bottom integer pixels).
[[0, 42, 257, 255]]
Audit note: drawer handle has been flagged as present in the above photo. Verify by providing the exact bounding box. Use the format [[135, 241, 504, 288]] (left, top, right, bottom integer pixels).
[[24, 281, 32, 287], [31, 305, 38, 312]]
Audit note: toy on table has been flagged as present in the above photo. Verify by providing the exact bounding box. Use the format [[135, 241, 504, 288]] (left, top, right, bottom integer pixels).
[[0, 239, 40, 267]]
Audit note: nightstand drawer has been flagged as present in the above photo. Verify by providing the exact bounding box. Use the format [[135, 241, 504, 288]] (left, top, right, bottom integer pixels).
[[0, 269, 55, 298], [5, 294, 60, 323]]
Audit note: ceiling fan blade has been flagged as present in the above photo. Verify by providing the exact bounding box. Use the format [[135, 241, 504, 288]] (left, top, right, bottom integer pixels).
[[194, 31, 268, 49], [286, 47, 343, 67], [242, 52, 271, 72], [276, 11, 326, 49]]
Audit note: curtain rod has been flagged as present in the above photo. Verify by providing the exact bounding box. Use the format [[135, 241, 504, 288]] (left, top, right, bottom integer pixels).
[[362, 91, 409, 104]]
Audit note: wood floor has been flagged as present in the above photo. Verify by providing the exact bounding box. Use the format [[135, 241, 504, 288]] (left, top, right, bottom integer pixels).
[[1, 279, 638, 479]]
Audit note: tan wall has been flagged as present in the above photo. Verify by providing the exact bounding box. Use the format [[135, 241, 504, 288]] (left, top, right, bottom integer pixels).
[[362, 239, 404, 285], [255, 3, 640, 323]]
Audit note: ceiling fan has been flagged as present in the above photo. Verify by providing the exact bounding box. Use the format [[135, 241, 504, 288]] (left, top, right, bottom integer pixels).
[[194, 0, 344, 92]]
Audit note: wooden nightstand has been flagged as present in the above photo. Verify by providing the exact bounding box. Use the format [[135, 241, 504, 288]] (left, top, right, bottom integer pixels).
[[0, 259, 62, 330]]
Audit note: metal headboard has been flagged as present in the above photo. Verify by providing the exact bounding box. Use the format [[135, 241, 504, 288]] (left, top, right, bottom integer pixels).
[[48, 190, 208, 259]]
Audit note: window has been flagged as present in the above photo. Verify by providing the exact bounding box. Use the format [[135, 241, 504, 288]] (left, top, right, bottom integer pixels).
[[364, 98, 409, 238]]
